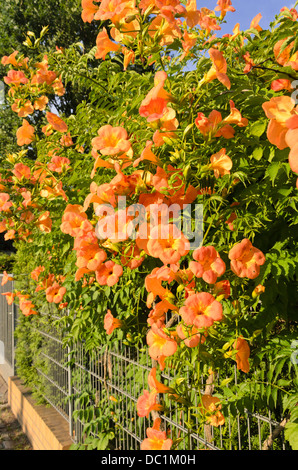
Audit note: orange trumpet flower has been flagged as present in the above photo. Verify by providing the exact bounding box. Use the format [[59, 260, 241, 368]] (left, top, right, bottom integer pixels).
[[16, 119, 35, 146], [139, 71, 172, 122], [46, 112, 68, 133], [4, 70, 28, 86], [95, 27, 121, 60], [104, 309, 123, 334], [95, 260, 123, 286], [136, 390, 162, 418], [60, 204, 92, 237], [0, 193, 12, 212], [233, 336, 250, 373], [141, 418, 173, 450], [147, 323, 177, 370], [1, 292, 15, 305], [204, 48, 231, 90], [179, 292, 223, 329], [214, 0, 235, 19], [11, 99, 34, 118], [148, 367, 174, 394], [81, 0, 100, 22], [228, 238, 265, 279], [176, 323, 207, 348], [147, 223, 190, 265], [189, 245, 226, 284], [199, 395, 225, 427], [46, 282, 67, 304], [274, 38, 298, 71], [210, 148, 233, 178], [37, 211, 52, 233], [92, 124, 131, 156]]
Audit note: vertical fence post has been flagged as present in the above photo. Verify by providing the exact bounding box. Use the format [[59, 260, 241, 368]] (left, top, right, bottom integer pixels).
[[0, 273, 16, 381], [12, 278, 16, 377], [68, 343, 73, 441], [12, 287, 15, 376], [67, 309, 74, 443]]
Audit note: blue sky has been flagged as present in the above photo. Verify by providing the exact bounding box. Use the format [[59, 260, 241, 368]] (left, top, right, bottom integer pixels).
[[212, 0, 297, 35]]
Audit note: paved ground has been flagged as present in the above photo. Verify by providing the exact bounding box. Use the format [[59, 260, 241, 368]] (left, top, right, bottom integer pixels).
[[0, 374, 32, 450]]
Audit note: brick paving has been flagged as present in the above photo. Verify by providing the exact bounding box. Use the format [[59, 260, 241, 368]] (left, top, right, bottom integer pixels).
[[0, 374, 32, 450]]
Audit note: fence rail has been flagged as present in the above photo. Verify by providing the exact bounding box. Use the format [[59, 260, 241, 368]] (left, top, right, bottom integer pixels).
[[0, 285, 289, 450]]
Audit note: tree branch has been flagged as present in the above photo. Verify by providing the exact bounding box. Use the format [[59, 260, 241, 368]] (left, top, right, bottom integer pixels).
[[262, 415, 290, 450]]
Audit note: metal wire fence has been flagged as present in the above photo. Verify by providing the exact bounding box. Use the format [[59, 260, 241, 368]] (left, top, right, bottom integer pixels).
[[0, 274, 17, 381], [25, 309, 289, 451], [0, 273, 290, 451]]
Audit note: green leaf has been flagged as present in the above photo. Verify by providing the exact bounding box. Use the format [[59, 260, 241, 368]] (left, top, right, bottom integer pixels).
[[62, 241, 71, 256], [252, 146, 263, 161], [97, 434, 110, 450], [266, 162, 281, 185], [285, 422, 298, 450], [183, 123, 194, 137], [250, 120, 267, 137]]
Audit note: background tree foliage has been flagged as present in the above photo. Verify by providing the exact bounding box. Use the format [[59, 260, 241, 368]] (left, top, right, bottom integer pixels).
[[0, 0, 100, 259], [0, 0, 99, 136]]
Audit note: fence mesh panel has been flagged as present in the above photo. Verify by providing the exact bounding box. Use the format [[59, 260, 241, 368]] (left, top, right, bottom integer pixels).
[[21, 309, 288, 451], [0, 274, 17, 380]]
